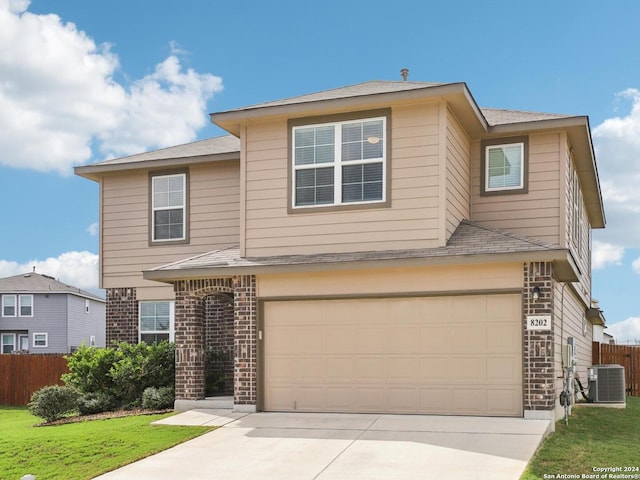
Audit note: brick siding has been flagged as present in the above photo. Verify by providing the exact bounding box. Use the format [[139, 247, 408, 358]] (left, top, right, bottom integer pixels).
[[105, 287, 138, 344], [523, 262, 555, 411]]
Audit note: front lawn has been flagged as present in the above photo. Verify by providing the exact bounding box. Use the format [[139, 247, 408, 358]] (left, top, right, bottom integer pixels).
[[0, 407, 213, 480], [521, 396, 640, 479]]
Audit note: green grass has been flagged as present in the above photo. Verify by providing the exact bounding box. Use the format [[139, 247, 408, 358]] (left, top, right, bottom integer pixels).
[[0, 407, 213, 480], [521, 397, 640, 479]]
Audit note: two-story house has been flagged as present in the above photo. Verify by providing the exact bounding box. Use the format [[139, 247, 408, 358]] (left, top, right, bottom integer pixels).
[[0, 271, 106, 353], [76, 78, 605, 424]]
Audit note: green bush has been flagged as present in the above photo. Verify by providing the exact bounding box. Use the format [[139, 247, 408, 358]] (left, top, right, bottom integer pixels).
[[141, 387, 175, 410], [28, 385, 79, 422], [77, 392, 117, 415], [63, 341, 175, 411]]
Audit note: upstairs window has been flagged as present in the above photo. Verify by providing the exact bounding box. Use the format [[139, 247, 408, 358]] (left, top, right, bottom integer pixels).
[[139, 301, 174, 344], [481, 136, 528, 195], [151, 172, 187, 242], [19, 295, 33, 317], [2, 295, 16, 317], [291, 111, 389, 210]]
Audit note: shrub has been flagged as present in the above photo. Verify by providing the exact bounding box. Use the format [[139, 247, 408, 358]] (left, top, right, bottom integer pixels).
[[28, 385, 79, 422], [77, 392, 117, 415], [63, 341, 175, 409], [141, 387, 175, 410]]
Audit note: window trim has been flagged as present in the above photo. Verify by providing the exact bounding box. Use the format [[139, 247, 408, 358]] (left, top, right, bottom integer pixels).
[[32, 332, 48, 348], [287, 109, 392, 214], [2, 294, 16, 317], [148, 169, 190, 245], [19, 295, 33, 317], [138, 300, 175, 343], [480, 136, 529, 196]]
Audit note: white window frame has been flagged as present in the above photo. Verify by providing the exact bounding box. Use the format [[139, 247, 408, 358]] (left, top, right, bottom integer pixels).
[[139, 300, 175, 343], [484, 142, 525, 192], [33, 332, 48, 348], [19, 295, 33, 317], [291, 116, 387, 209], [151, 173, 187, 242], [1, 333, 16, 354], [2, 295, 16, 317]]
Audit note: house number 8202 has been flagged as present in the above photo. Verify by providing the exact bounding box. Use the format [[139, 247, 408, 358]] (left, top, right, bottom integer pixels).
[[526, 315, 551, 331]]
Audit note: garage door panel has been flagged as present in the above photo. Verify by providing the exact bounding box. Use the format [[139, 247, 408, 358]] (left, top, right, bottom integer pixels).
[[264, 294, 522, 416]]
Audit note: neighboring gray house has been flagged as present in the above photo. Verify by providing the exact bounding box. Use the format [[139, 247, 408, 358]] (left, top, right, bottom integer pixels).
[[0, 272, 106, 354]]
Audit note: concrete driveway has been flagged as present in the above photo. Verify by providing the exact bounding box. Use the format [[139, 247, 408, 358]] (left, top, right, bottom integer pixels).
[[94, 410, 550, 480]]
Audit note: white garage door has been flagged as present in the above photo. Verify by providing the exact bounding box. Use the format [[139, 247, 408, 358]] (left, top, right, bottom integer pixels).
[[264, 294, 522, 416]]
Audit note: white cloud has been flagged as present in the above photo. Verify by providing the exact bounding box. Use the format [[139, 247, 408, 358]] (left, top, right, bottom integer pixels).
[[0, 251, 99, 292], [591, 241, 624, 270], [87, 222, 99, 236], [632, 257, 640, 274], [606, 317, 640, 345], [593, 89, 640, 247], [0, 3, 222, 174]]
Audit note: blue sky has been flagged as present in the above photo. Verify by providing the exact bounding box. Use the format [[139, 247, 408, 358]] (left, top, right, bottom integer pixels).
[[1, 0, 639, 342]]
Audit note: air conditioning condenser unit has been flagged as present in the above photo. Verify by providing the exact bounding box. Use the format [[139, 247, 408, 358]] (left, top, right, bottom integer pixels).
[[588, 365, 626, 403]]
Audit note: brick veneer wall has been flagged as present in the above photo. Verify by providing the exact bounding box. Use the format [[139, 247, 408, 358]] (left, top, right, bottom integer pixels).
[[205, 293, 234, 395], [105, 287, 138, 344], [173, 277, 257, 406], [523, 262, 555, 411]]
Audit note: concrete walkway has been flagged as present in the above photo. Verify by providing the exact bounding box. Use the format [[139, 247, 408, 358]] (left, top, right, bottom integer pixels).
[[94, 410, 550, 480]]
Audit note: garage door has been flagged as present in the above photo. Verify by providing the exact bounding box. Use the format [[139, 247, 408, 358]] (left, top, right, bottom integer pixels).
[[263, 294, 522, 416]]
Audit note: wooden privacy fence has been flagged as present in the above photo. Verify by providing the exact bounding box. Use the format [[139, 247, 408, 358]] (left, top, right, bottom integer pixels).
[[0, 354, 69, 406], [592, 342, 640, 396]]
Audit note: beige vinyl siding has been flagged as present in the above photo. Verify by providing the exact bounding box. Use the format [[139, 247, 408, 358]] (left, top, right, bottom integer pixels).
[[257, 263, 523, 299], [553, 282, 592, 421], [445, 108, 471, 239], [471, 132, 562, 245], [564, 145, 592, 306], [101, 161, 240, 290], [244, 103, 444, 257]]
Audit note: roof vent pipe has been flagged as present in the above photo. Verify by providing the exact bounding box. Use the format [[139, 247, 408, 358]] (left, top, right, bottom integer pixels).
[[400, 68, 409, 81]]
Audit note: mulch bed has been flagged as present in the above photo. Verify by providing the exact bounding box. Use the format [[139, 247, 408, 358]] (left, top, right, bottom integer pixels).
[[37, 408, 173, 427]]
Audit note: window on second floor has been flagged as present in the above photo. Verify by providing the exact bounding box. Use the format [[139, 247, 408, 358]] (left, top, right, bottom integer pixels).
[[2, 295, 16, 317], [150, 172, 188, 243], [290, 110, 390, 210], [139, 301, 174, 344], [1, 295, 32, 317], [19, 295, 33, 317], [481, 136, 529, 195]]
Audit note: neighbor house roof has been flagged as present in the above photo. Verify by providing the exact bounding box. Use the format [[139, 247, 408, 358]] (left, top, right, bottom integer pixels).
[[0, 272, 105, 302], [143, 220, 578, 282]]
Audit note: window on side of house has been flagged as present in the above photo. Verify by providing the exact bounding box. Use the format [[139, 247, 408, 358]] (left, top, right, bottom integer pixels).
[[139, 301, 175, 344], [481, 136, 528, 195], [1, 333, 15, 354], [2, 295, 16, 317], [291, 112, 388, 209], [151, 173, 187, 242], [19, 295, 33, 317], [33, 333, 47, 348]]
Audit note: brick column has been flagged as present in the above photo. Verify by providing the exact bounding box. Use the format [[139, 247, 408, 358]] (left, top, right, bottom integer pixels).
[[523, 262, 555, 416], [174, 293, 205, 400], [233, 275, 257, 408], [105, 287, 138, 344]]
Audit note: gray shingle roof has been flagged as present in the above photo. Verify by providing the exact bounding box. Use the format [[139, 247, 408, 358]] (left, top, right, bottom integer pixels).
[[147, 220, 558, 274], [0, 272, 104, 301], [223, 81, 445, 112], [84, 135, 240, 167], [481, 108, 572, 126]]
